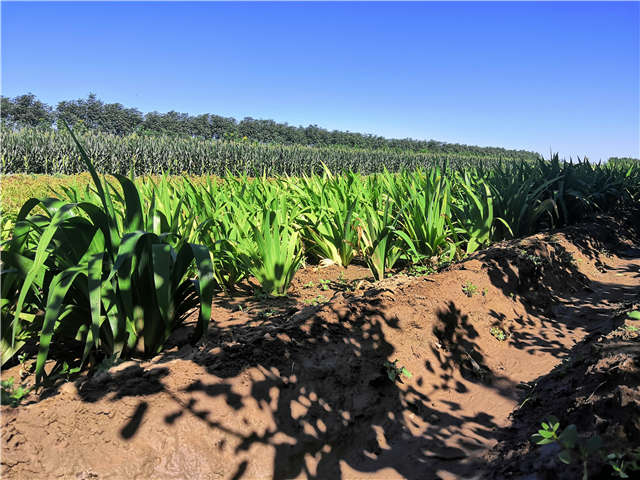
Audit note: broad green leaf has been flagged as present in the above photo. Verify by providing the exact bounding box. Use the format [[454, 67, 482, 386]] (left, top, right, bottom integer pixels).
[[35, 267, 85, 383]]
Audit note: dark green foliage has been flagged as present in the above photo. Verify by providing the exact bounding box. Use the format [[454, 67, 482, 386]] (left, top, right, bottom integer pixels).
[[533, 417, 640, 479], [384, 359, 412, 382], [1, 93, 53, 128], [1, 123, 638, 388], [1, 126, 515, 176], [56, 93, 144, 135], [1, 377, 31, 407], [1, 92, 542, 159], [1, 125, 215, 385]]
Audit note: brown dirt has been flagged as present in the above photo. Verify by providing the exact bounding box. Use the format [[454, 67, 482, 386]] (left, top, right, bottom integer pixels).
[[484, 314, 640, 480], [2, 212, 639, 480]]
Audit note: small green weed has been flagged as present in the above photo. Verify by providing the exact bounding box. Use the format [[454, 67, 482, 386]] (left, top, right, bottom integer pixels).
[[462, 281, 478, 297], [607, 449, 640, 478], [304, 295, 327, 306], [47, 361, 81, 384], [490, 326, 507, 341], [384, 359, 412, 382], [533, 417, 640, 479], [319, 279, 331, 291], [533, 417, 602, 468], [334, 272, 356, 292], [517, 248, 544, 266], [622, 311, 640, 334], [256, 309, 276, 320], [408, 264, 435, 277], [1, 377, 31, 407]]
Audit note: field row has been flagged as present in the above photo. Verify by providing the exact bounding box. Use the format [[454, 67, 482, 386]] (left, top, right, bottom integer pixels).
[[2, 126, 535, 177], [1, 137, 639, 383]]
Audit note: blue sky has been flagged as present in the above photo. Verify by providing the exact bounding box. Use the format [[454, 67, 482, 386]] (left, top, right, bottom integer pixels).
[[2, 1, 638, 160]]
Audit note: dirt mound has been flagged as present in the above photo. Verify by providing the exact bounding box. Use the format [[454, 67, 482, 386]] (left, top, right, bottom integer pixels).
[[2, 212, 640, 480], [485, 314, 640, 480]]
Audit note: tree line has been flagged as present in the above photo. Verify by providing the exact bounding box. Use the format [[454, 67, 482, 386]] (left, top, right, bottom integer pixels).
[[2, 92, 537, 159]]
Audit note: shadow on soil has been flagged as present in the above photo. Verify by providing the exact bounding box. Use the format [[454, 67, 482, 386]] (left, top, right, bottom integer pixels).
[[31, 211, 640, 479], [468, 214, 640, 362], [71, 295, 513, 479], [484, 296, 640, 479]]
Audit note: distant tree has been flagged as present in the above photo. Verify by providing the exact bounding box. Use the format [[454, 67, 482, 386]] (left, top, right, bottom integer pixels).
[[0, 96, 13, 125], [207, 114, 237, 139], [238, 117, 257, 139], [140, 111, 164, 133], [101, 103, 143, 135], [4, 91, 541, 160], [56, 93, 104, 130], [1, 93, 53, 127], [140, 110, 191, 136]]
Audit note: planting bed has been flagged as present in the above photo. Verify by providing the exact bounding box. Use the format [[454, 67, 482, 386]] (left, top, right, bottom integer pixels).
[[2, 211, 640, 479]]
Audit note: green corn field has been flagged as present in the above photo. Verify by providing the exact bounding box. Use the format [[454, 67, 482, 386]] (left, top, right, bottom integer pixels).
[[1, 126, 638, 386], [1, 126, 540, 177]]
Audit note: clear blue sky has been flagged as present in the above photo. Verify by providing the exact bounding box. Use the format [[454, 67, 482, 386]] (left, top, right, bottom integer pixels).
[[2, 1, 638, 160]]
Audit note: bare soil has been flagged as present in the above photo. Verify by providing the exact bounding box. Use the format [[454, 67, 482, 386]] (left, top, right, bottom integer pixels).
[[485, 317, 640, 480], [2, 211, 639, 480]]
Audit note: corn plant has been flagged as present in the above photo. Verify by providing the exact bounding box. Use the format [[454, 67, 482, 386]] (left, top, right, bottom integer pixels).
[[297, 169, 362, 266], [452, 171, 511, 253], [358, 196, 404, 281], [195, 212, 253, 292], [1, 126, 215, 383], [248, 197, 304, 296], [1, 126, 513, 177], [484, 161, 562, 237], [387, 169, 458, 263]]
